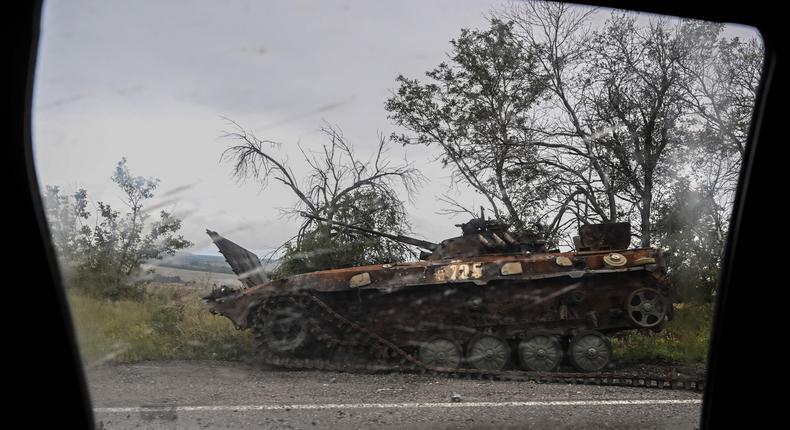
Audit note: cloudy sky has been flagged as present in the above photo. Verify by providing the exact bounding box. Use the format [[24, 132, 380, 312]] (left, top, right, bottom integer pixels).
[[32, 0, 759, 256]]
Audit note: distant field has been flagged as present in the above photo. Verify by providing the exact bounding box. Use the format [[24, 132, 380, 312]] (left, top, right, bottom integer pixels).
[[139, 264, 242, 287], [149, 253, 236, 274]]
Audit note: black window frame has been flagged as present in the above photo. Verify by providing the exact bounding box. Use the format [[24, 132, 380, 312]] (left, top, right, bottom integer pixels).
[[10, 1, 781, 428]]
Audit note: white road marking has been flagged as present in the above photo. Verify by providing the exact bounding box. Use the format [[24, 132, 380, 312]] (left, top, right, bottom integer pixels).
[[95, 399, 702, 413]]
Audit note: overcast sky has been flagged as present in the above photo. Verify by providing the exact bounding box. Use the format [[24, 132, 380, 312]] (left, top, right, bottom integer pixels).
[[32, 0, 760, 257]]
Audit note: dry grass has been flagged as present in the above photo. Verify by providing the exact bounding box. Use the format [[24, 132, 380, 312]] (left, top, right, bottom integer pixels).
[[67, 283, 253, 367]]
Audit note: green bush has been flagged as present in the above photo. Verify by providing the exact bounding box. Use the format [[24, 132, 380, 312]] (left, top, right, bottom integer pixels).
[[612, 303, 713, 364], [149, 303, 185, 336], [43, 159, 192, 302]]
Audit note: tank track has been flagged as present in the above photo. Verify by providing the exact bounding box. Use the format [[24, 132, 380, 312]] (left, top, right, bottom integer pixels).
[[250, 293, 705, 392]]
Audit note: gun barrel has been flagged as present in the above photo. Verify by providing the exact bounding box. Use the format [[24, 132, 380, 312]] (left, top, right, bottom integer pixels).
[[302, 213, 438, 251]]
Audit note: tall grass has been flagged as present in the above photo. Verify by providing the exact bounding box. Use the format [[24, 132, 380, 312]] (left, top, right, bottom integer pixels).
[[67, 283, 253, 366], [611, 303, 713, 364]]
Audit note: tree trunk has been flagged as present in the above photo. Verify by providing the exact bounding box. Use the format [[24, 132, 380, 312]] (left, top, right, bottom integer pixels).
[[640, 179, 653, 247]]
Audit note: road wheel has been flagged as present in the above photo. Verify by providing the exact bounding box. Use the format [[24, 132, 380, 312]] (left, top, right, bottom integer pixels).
[[466, 334, 510, 371], [419, 337, 463, 370], [568, 331, 611, 372], [626, 288, 667, 328], [518, 335, 563, 371], [258, 297, 310, 354]]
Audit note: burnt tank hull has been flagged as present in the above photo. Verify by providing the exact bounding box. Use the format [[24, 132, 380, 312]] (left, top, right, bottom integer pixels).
[[206, 244, 669, 372]]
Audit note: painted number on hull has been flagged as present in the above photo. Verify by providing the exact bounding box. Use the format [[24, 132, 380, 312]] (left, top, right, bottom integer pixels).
[[435, 263, 483, 281]]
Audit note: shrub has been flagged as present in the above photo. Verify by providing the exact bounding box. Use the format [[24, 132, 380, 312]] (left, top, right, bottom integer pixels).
[[43, 158, 191, 301], [612, 303, 713, 364]]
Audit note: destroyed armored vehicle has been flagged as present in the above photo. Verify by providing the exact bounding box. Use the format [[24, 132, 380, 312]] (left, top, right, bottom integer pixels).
[[205, 216, 670, 373]]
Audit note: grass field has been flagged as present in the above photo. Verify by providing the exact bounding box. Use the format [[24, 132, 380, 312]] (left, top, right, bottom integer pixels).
[[67, 283, 252, 366], [611, 303, 713, 364], [68, 283, 711, 367]]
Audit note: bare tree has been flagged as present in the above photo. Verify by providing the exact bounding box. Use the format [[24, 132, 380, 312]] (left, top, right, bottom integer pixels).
[[584, 14, 698, 247], [502, 1, 624, 229], [502, 3, 710, 247], [220, 120, 423, 274], [680, 24, 763, 157], [497, 1, 762, 300], [678, 24, 763, 238]]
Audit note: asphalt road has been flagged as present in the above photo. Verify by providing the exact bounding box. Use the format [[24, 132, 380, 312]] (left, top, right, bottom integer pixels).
[[87, 361, 702, 429]]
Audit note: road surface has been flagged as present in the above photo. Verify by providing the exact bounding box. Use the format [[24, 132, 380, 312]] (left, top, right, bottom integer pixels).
[[87, 361, 702, 429]]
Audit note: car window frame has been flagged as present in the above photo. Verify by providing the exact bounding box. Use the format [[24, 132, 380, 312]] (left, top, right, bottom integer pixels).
[[12, 1, 780, 428]]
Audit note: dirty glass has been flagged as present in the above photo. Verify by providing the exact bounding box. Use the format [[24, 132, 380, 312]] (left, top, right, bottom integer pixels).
[[33, 0, 763, 428]]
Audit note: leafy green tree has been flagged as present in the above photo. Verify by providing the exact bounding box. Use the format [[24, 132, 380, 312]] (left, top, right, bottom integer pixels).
[[43, 158, 192, 299], [659, 25, 763, 303], [386, 20, 551, 233], [654, 180, 724, 303], [392, 2, 762, 301]]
